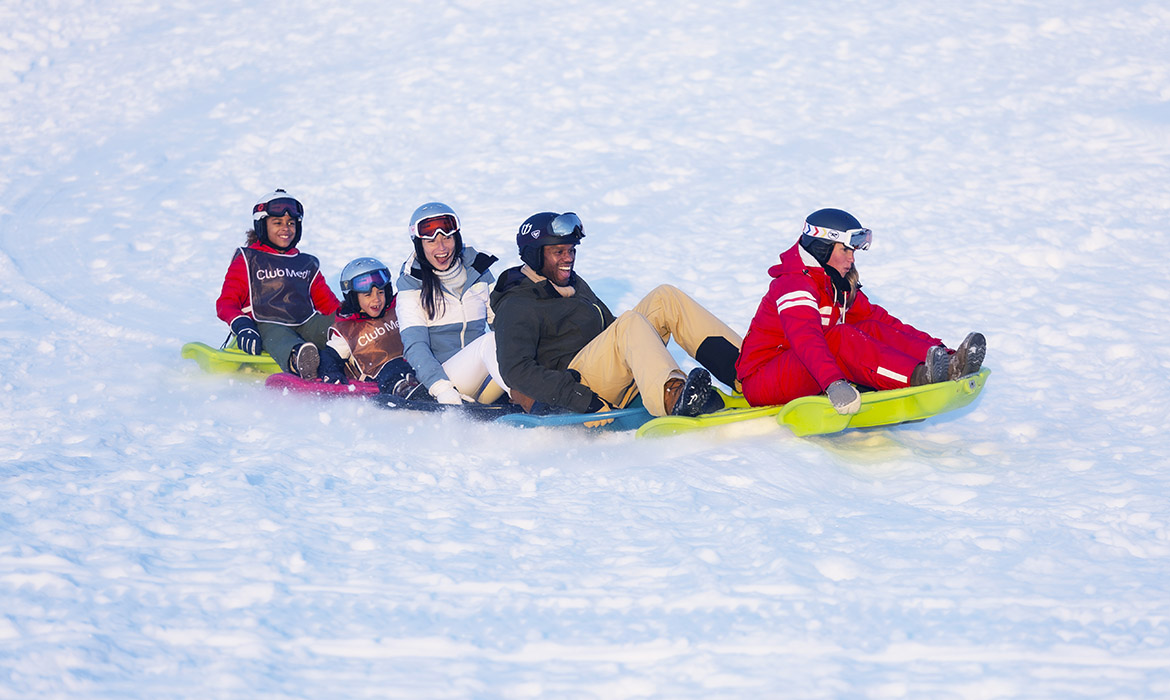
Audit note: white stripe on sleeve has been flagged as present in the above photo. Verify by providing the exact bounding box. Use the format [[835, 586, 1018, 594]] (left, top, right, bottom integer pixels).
[[776, 291, 819, 315]]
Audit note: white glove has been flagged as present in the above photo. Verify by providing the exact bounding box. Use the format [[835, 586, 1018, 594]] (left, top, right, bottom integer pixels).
[[826, 379, 861, 415], [430, 379, 464, 405]]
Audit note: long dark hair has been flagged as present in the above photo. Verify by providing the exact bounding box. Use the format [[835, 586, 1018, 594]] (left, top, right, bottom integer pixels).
[[412, 232, 464, 321]]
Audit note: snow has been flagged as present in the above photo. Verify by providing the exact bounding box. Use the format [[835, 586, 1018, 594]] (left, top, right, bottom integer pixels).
[[2, 0, 1169, 697]]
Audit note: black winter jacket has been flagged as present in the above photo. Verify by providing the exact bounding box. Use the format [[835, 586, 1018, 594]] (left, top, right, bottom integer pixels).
[[490, 266, 616, 412]]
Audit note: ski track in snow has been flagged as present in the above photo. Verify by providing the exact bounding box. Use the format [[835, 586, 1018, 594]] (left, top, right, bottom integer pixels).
[[2, 1, 1170, 698]]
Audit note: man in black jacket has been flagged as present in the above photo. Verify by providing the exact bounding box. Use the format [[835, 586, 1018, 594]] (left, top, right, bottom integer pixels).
[[490, 212, 741, 418]]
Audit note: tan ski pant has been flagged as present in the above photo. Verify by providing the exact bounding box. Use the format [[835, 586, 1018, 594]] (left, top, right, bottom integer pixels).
[[567, 284, 742, 416]]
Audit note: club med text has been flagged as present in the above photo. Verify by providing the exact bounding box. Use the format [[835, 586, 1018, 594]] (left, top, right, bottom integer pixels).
[[256, 268, 311, 281], [357, 321, 401, 347]]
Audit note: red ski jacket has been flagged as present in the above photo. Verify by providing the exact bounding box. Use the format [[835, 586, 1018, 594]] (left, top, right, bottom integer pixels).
[[215, 241, 340, 326], [736, 242, 941, 392]]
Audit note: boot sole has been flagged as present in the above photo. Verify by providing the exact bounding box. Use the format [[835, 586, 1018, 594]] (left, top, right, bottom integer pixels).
[[295, 344, 320, 380], [672, 368, 713, 417], [949, 332, 986, 380]]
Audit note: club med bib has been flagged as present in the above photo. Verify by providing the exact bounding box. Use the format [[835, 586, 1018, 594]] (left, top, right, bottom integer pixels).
[[331, 307, 405, 380], [239, 247, 320, 325]]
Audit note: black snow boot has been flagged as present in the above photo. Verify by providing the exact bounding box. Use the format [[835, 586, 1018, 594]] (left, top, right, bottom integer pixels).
[[668, 368, 722, 417]]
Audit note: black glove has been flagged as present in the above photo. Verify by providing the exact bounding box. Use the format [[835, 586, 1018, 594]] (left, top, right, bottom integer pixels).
[[318, 346, 348, 385], [527, 400, 557, 415], [585, 392, 609, 413], [230, 317, 262, 355]]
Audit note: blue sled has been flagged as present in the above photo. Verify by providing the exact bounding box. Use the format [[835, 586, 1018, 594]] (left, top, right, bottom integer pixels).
[[496, 397, 652, 432]]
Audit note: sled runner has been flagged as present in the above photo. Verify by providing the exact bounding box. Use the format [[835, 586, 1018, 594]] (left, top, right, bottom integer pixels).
[[636, 369, 990, 438]]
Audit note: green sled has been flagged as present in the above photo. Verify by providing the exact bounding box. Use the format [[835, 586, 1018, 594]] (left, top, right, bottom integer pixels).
[[636, 369, 990, 438], [181, 341, 282, 376]]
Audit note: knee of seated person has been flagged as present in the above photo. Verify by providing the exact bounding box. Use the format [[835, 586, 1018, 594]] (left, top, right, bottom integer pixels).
[[825, 324, 865, 343], [613, 309, 655, 331], [646, 283, 684, 299]]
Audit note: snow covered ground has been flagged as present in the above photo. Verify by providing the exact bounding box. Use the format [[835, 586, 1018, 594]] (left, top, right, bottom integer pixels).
[[2, 0, 1170, 697]]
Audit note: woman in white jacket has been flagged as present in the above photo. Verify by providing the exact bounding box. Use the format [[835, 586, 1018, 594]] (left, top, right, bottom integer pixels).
[[395, 202, 509, 404]]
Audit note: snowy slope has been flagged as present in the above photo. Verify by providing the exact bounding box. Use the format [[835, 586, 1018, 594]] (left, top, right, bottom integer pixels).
[[2, 1, 1170, 697]]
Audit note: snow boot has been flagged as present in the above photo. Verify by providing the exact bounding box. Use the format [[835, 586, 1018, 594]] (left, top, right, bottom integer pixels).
[[318, 346, 348, 384], [667, 368, 722, 417], [291, 342, 320, 380], [948, 332, 986, 380], [391, 374, 427, 401], [910, 346, 952, 386], [376, 357, 427, 400]]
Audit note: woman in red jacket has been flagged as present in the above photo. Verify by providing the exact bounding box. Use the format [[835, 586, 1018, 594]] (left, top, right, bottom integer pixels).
[[736, 208, 985, 415], [215, 189, 340, 378]]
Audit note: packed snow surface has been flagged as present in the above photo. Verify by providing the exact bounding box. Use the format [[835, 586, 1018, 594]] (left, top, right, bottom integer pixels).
[[2, 1, 1169, 697]]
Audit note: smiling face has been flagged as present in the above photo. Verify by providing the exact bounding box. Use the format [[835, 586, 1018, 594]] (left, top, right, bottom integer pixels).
[[265, 214, 298, 248], [827, 243, 855, 277], [540, 243, 577, 286], [421, 233, 456, 271], [356, 285, 386, 318]]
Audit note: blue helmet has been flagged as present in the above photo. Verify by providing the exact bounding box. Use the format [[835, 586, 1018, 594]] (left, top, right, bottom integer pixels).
[[338, 257, 392, 312], [516, 211, 585, 270]]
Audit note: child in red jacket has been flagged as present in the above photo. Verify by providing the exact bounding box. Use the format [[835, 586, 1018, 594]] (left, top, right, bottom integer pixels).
[[215, 189, 340, 378], [736, 208, 985, 415]]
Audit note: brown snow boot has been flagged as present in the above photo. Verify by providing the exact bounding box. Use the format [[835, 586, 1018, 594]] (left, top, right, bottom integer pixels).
[[948, 332, 986, 380], [910, 346, 951, 386], [290, 343, 319, 379]]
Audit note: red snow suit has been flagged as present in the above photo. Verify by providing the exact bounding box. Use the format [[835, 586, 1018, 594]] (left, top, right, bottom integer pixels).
[[736, 243, 942, 407], [215, 241, 340, 327]]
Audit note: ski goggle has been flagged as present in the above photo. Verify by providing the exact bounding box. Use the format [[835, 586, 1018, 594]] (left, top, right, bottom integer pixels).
[[345, 268, 392, 294], [253, 197, 304, 220], [415, 214, 459, 240], [802, 222, 872, 250], [550, 212, 584, 239]]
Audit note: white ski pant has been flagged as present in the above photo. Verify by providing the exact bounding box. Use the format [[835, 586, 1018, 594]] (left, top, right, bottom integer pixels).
[[443, 331, 509, 403]]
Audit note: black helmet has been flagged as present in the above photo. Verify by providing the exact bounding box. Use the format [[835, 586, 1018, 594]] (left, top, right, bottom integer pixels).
[[799, 208, 871, 265], [252, 189, 304, 251], [516, 212, 585, 270]]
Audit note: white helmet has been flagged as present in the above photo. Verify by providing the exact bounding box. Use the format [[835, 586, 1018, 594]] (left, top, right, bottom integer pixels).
[[252, 188, 304, 249]]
